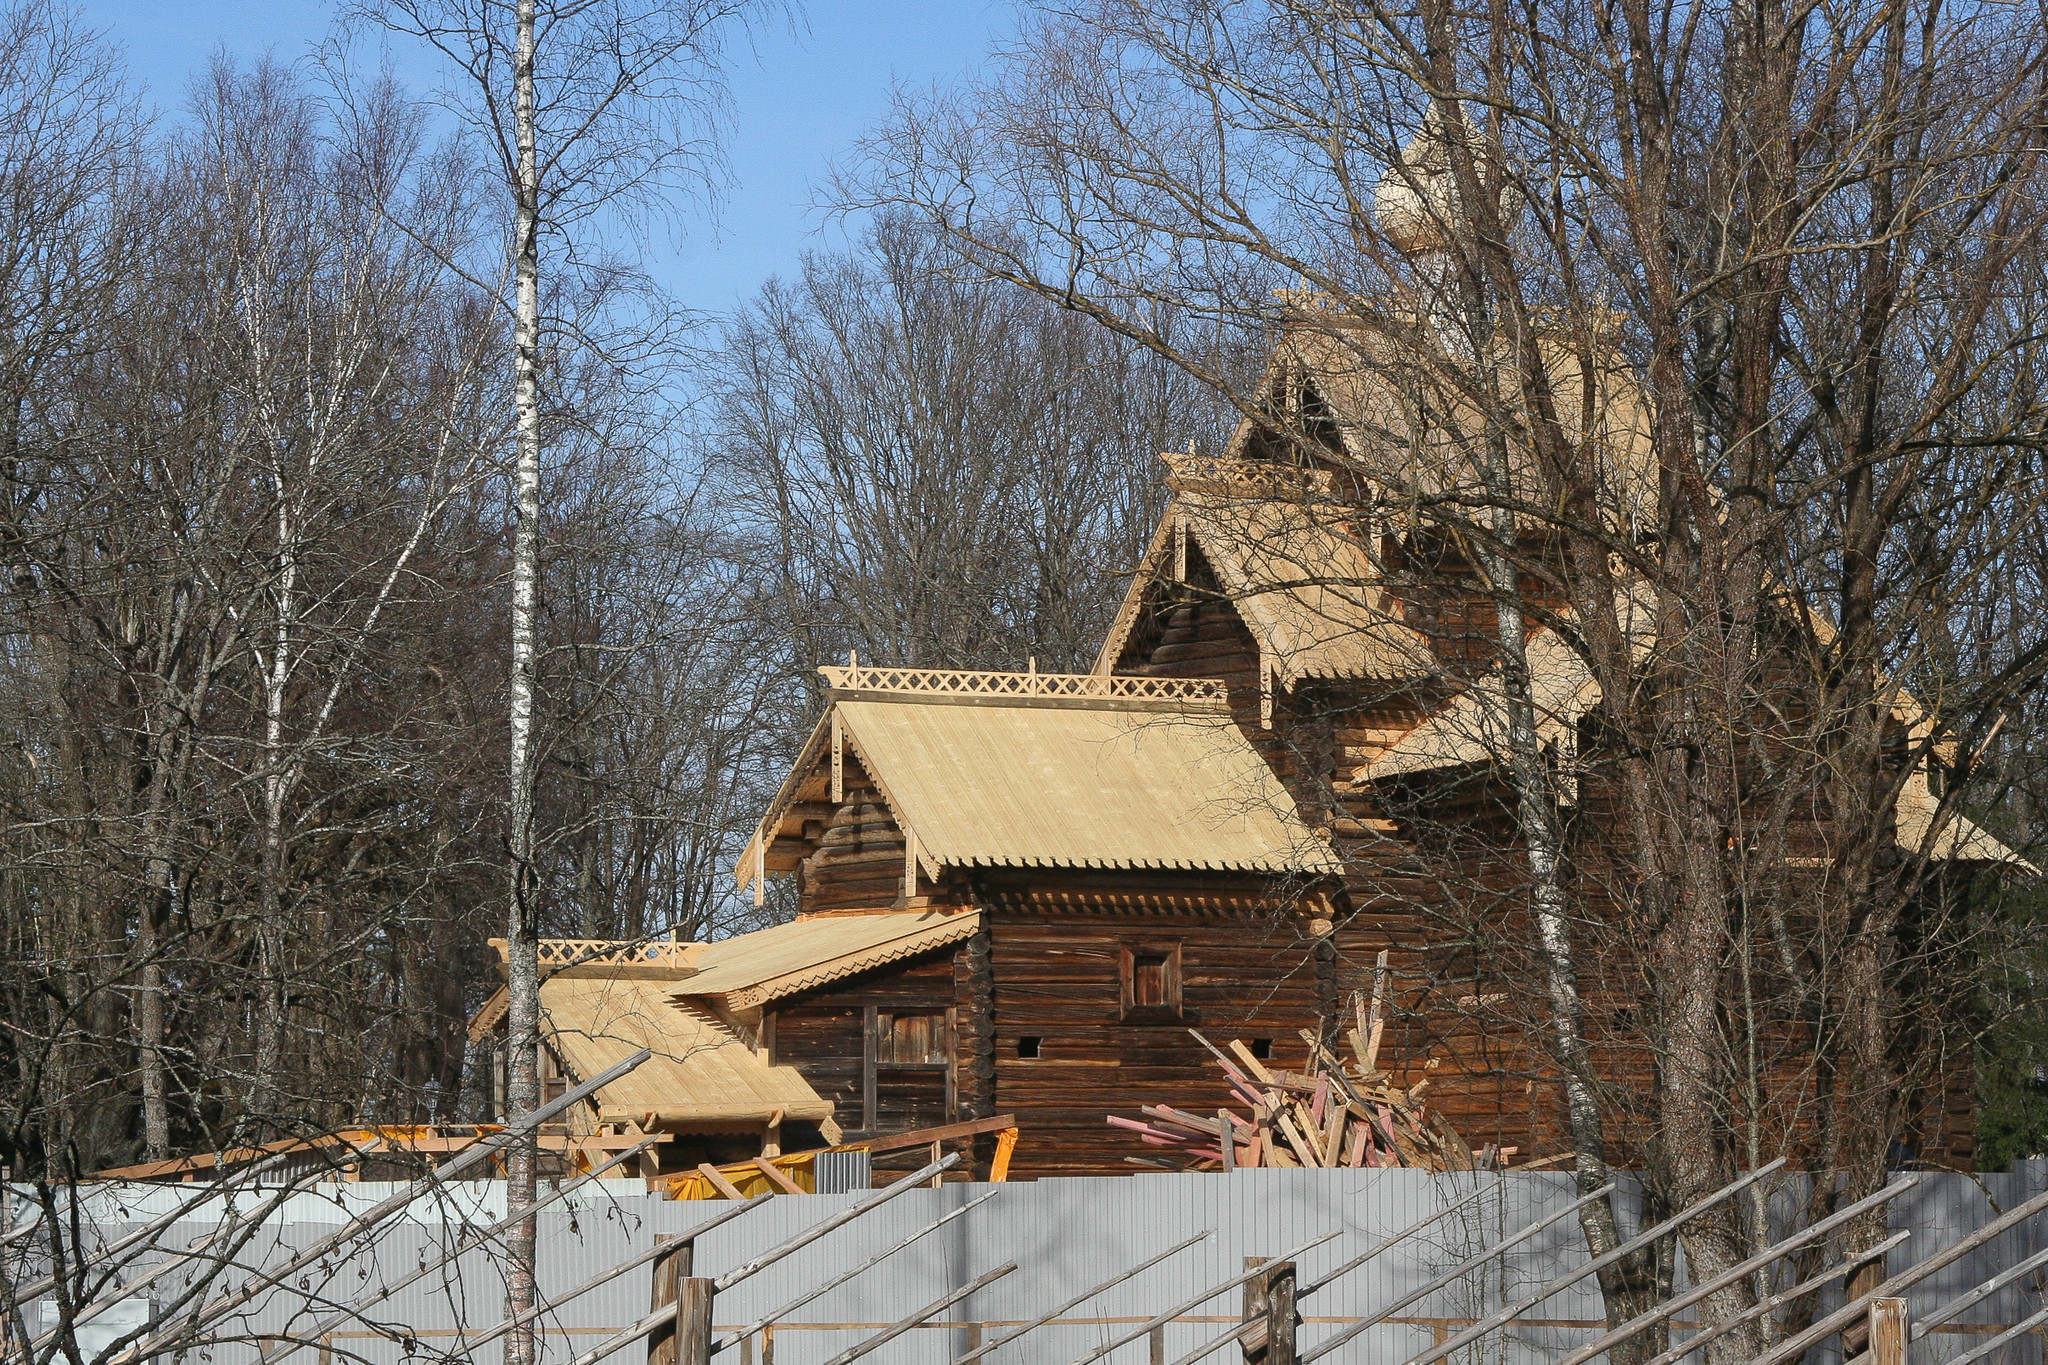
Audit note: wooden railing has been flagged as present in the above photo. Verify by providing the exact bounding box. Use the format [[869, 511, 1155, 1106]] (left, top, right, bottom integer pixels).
[[1160, 449, 1335, 494], [818, 665, 1227, 704], [490, 938, 698, 968]]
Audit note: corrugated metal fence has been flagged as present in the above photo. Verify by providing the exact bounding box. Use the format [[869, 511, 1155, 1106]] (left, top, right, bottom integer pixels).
[[30, 1164, 2048, 1365]]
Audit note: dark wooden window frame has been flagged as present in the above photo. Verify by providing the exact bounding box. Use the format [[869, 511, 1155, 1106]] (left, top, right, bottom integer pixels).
[[861, 1005, 959, 1133], [1118, 940, 1185, 1020]]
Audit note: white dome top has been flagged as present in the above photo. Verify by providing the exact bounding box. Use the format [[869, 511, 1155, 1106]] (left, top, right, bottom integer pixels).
[[1374, 106, 1521, 257]]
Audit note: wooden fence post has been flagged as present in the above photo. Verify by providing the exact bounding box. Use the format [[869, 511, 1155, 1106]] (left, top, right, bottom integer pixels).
[[677, 1278, 715, 1365], [1869, 1296, 1908, 1365], [646, 1236, 692, 1365], [1264, 1262, 1297, 1365], [1241, 1259, 1297, 1365]]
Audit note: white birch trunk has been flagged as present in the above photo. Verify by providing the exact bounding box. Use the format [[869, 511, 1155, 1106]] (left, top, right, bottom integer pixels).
[[504, 1, 544, 1361], [251, 493, 294, 1115]]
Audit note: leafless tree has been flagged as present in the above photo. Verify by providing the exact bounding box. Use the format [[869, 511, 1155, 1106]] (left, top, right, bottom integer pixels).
[[710, 212, 1225, 693], [850, 0, 2048, 1353]]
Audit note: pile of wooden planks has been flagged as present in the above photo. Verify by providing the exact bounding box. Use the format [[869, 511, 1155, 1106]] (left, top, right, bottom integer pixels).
[[1107, 954, 1531, 1172]]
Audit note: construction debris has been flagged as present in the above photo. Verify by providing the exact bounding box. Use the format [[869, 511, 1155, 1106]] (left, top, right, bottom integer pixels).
[[1108, 966, 1534, 1172]]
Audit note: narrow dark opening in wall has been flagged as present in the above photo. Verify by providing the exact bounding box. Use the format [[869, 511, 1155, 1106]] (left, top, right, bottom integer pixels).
[[1017, 1036, 1042, 1059], [1133, 953, 1169, 1006], [1249, 1038, 1274, 1061]]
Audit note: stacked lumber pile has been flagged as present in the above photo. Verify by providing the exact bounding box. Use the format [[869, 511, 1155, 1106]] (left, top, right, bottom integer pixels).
[[1108, 959, 1530, 1172]]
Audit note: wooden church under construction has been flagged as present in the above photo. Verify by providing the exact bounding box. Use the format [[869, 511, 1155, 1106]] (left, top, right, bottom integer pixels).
[[478, 131, 2031, 1188]]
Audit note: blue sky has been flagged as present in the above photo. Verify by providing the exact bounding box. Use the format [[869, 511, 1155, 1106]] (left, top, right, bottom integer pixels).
[[84, 0, 1011, 318]]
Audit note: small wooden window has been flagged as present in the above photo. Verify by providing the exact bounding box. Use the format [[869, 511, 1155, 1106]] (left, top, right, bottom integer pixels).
[[1133, 953, 1169, 1006], [876, 1012, 949, 1066], [1119, 941, 1183, 1018], [1017, 1036, 1042, 1059], [1249, 1037, 1274, 1061], [862, 1006, 958, 1134]]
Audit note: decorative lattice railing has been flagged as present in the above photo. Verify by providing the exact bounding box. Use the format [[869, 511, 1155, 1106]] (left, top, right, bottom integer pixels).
[[1160, 450, 1336, 494], [529, 938, 694, 967], [818, 665, 1227, 703]]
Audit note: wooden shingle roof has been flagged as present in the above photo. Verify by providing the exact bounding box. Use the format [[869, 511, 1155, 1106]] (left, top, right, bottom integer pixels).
[[822, 676, 1341, 876], [1097, 472, 1434, 685], [676, 911, 983, 1009], [540, 974, 831, 1128]]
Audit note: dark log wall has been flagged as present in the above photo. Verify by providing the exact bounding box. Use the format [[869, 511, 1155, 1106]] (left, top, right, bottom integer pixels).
[[1102, 527, 1984, 1171], [769, 947, 960, 1161], [798, 762, 908, 912], [984, 898, 1328, 1180], [796, 757, 972, 915]]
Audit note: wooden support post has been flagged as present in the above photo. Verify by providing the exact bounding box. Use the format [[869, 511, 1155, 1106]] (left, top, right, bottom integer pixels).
[[1241, 1257, 1266, 1362], [831, 712, 843, 803], [1868, 1297, 1908, 1365], [676, 1278, 714, 1365], [861, 1007, 878, 1134], [1841, 1255, 1886, 1357], [1242, 1259, 1296, 1365], [929, 1139, 943, 1187], [989, 1127, 1018, 1182], [1150, 1325, 1166, 1365], [647, 1237, 692, 1365]]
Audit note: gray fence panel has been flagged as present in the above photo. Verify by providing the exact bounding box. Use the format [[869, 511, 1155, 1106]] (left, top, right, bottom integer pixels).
[[20, 1166, 2048, 1365]]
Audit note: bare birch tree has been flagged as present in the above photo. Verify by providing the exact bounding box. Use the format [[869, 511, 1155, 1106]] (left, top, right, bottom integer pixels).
[[336, 1, 768, 1357]]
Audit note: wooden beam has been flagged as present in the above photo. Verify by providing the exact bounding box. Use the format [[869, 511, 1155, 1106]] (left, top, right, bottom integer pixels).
[[831, 712, 843, 803], [695, 1163, 747, 1200], [90, 1134, 354, 1181], [541, 1133, 672, 1151], [749, 1158, 805, 1195], [860, 1113, 1019, 1153]]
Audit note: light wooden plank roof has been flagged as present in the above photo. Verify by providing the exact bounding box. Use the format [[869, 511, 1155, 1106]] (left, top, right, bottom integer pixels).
[[1360, 625, 1597, 780], [540, 975, 831, 1127], [1895, 770, 2036, 870], [1230, 322, 1660, 533], [1359, 622, 2033, 869], [1098, 479, 1434, 685], [676, 911, 983, 1009], [832, 689, 1341, 875]]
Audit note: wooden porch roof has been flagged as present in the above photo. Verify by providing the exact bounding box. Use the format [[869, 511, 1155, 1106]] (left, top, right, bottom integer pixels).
[[540, 974, 831, 1128], [675, 910, 983, 1009]]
